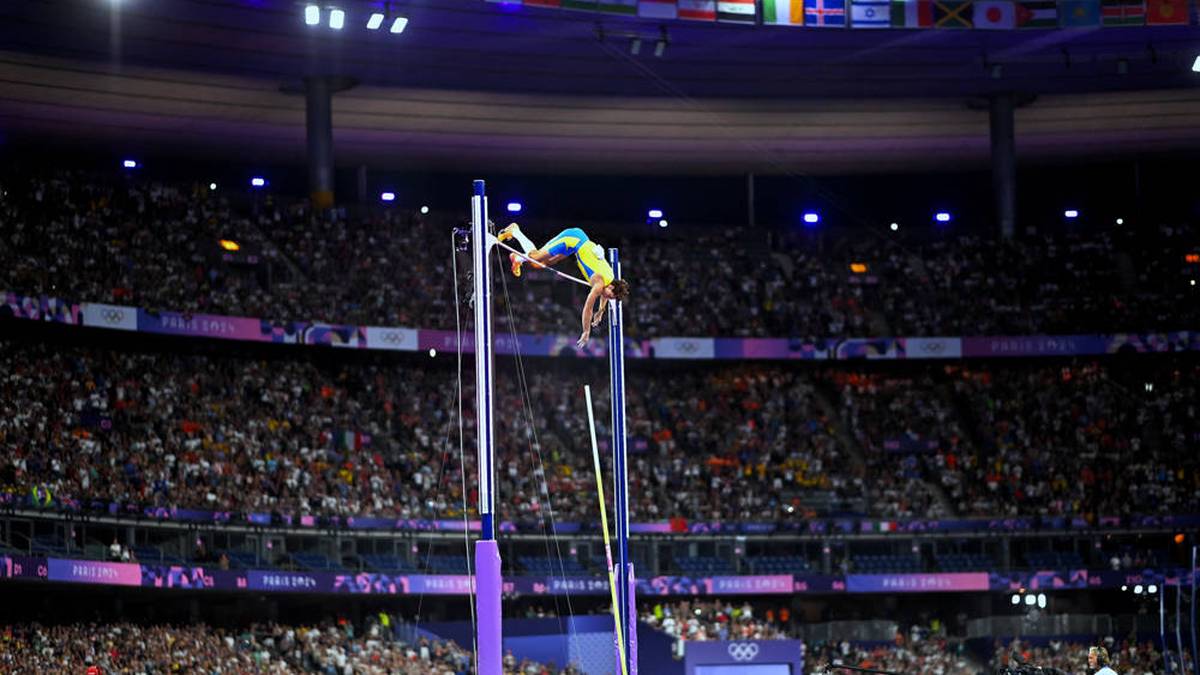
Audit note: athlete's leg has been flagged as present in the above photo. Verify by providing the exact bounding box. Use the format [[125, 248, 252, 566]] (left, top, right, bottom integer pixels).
[[513, 227, 537, 255], [509, 227, 584, 277], [510, 249, 565, 277]]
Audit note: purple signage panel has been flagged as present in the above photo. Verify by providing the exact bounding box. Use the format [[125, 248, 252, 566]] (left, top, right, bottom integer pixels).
[[988, 569, 1090, 591], [406, 575, 476, 595], [418, 329, 609, 358], [683, 639, 804, 675], [136, 310, 366, 347], [6, 292, 1200, 363], [137, 311, 265, 340], [846, 572, 989, 593], [1, 292, 81, 323], [961, 335, 1109, 358], [246, 570, 324, 592], [793, 575, 845, 593], [706, 575, 794, 595], [714, 339, 830, 360], [47, 558, 142, 586], [834, 338, 904, 360], [140, 564, 247, 591], [1, 555, 48, 580], [332, 572, 410, 594]]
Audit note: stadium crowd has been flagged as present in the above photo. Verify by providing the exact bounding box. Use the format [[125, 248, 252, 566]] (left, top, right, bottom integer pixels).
[[0, 341, 855, 525], [641, 600, 793, 643], [806, 636, 976, 675], [2, 170, 1197, 338], [1, 338, 1196, 529], [3, 617, 1176, 675], [941, 362, 1200, 517], [0, 620, 575, 674], [991, 638, 1185, 675]]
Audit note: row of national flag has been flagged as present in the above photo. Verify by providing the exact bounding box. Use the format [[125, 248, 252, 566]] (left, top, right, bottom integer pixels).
[[488, 0, 1195, 27]]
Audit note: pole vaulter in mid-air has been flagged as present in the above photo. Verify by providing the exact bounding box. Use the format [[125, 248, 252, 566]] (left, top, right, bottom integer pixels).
[[497, 223, 631, 347], [469, 180, 637, 675]]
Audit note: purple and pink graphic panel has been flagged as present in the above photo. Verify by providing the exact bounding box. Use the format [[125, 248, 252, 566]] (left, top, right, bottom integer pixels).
[[4, 555, 1198, 596], [846, 572, 989, 593], [136, 310, 367, 347], [1, 555, 48, 581], [1, 292, 81, 323], [4, 292, 1199, 362], [705, 575, 794, 595], [961, 335, 1109, 358], [47, 558, 142, 586]]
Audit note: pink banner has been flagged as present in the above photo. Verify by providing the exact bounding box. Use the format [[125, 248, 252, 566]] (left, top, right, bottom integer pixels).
[[47, 558, 142, 586]]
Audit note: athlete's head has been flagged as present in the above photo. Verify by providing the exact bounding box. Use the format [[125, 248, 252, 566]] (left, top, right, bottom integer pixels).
[[605, 278, 630, 302], [1088, 646, 1110, 669]]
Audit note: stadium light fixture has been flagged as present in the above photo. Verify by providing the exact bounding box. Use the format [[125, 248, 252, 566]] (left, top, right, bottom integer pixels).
[[507, 202, 522, 213], [803, 212, 820, 225], [218, 239, 241, 252], [1024, 594, 1037, 606], [935, 211, 952, 223], [420, 205, 430, 215], [380, 192, 396, 202], [304, 4, 320, 25], [209, 182, 217, 191], [1116, 217, 1124, 225], [429, 348, 437, 358], [1134, 584, 1144, 594], [1192, 279, 1197, 287], [630, 38, 642, 55], [391, 16, 408, 34], [1122, 585, 1129, 591], [890, 222, 899, 231], [1037, 593, 1047, 609], [328, 8, 345, 29], [1011, 594, 1021, 605], [658, 219, 669, 228], [1148, 584, 1158, 594], [122, 159, 138, 169], [1064, 209, 1079, 219], [1193, 54, 1200, 72], [250, 177, 266, 187], [648, 209, 664, 219], [367, 12, 384, 29]]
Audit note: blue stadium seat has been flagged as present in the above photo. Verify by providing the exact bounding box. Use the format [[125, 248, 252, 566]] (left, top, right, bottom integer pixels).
[[290, 552, 339, 571]]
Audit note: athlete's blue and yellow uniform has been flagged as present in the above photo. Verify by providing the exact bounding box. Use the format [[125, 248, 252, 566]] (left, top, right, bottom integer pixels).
[[542, 228, 614, 285]]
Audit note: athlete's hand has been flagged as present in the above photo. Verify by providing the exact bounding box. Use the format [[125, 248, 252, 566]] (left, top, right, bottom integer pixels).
[[577, 330, 590, 348], [591, 312, 604, 328]]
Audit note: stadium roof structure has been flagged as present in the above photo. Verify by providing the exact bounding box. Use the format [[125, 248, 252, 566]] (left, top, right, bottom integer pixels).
[[2, 0, 1199, 172]]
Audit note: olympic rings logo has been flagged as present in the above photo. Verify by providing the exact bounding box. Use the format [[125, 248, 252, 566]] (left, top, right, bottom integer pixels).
[[380, 331, 407, 345], [919, 341, 945, 354], [678, 341, 699, 353], [100, 309, 125, 324], [727, 643, 760, 662]]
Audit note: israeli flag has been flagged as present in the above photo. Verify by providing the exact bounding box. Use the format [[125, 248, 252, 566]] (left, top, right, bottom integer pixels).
[[852, 0, 891, 25]]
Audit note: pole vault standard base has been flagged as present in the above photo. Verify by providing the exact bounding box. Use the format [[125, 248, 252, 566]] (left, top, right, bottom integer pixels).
[[475, 539, 502, 674]]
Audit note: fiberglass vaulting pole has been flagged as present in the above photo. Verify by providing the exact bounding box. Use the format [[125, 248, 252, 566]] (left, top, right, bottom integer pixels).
[[608, 247, 637, 675], [472, 180, 501, 675]]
